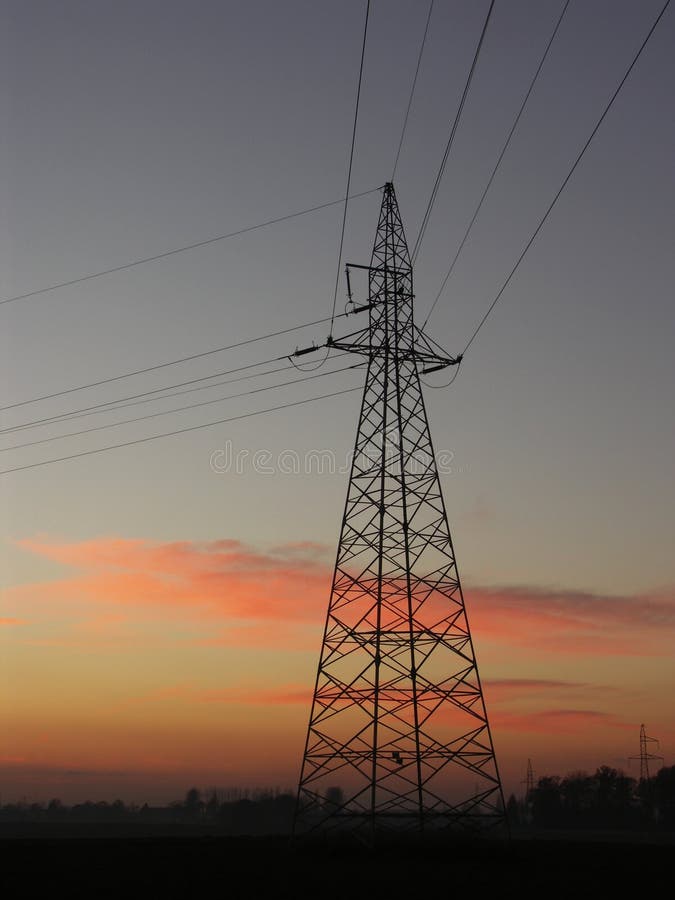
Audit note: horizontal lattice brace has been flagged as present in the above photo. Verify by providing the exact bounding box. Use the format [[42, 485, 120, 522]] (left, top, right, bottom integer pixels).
[[346, 477, 410, 498], [328, 583, 466, 612], [415, 659, 478, 689], [304, 728, 376, 764], [309, 696, 418, 738], [298, 784, 374, 819], [319, 635, 377, 670], [329, 572, 461, 594], [301, 744, 381, 774], [330, 558, 455, 596], [333, 543, 387, 568], [309, 682, 383, 728], [415, 574, 463, 592], [328, 576, 381, 601], [423, 758, 501, 794], [410, 640, 473, 679], [312, 685, 486, 705], [433, 665, 484, 695], [345, 478, 433, 504], [415, 696, 485, 735], [323, 626, 456, 645], [320, 621, 472, 646], [299, 758, 369, 792], [381, 724, 493, 757], [329, 581, 380, 610], [310, 685, 483, 707], [309, 695, 479, 742]]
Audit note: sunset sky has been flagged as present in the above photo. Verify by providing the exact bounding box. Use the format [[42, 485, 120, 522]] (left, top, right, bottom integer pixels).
[[1, 0, 674, 805]]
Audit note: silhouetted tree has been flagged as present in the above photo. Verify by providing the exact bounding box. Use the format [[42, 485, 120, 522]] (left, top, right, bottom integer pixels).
[[651, 765, 675, 826], [182, 787, 204, 820], [505, 793, 520, 826], [560, 770, 594, 823], [531, 776, 562, 826]]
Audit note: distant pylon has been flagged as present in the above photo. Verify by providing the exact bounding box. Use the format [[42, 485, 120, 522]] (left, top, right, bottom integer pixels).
[[523, 758, 535, 802], [293, 183, 506, 843], [630, 724, 663, 782]]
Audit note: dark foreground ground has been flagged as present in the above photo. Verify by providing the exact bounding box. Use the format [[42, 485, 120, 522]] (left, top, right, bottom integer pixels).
[[1, 826, 673, 897]]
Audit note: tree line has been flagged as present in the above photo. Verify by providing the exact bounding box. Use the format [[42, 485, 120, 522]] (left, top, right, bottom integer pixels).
[[507, 764, 675, 830], [0, 786, 297, 834], [2, 766, 673, 834]]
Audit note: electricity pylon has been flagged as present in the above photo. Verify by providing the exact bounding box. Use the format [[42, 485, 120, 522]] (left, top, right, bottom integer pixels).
[[523, 758, 535, 802], [630, 724, 663, 782], [293, 182, 505, 842]]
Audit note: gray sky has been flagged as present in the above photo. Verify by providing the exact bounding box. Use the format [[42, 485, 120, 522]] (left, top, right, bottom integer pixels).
[[2, 0, 673, 591]]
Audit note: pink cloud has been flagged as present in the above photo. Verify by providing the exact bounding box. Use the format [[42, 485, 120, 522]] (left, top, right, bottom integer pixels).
[[483, 678, 593, 702], [465, 584, 675, 656], [7, 536, 675, 657], [492, 709, 633, 734], [110, 682, 311, 712], [11, 536, 331, 624]]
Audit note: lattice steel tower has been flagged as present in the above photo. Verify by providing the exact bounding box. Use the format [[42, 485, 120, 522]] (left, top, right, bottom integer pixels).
[[294, 183, 505, 841], [630, 724, 663, 782]]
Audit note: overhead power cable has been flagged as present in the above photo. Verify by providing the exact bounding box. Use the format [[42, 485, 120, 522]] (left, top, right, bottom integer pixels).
[[0, 385, 362, 476], [391, 0, 435, 181], [422, 0, 570, 329], [0, 312, 352, 413], [410, 0, 496, 266], [0, 354, 290, 433], [329, 0, 371, 335], [0, 187, 380, 308], [1, 361, 365, 453], [0, 361, 298, 435], [459, 0, 671, 359]]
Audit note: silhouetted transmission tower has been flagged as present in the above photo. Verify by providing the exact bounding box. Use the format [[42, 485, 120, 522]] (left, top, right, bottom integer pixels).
[[293, 183, 506, 842], [630, 724, 663, 782]]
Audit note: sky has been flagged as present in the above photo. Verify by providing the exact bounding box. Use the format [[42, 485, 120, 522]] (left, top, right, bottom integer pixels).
[[1, 0, 674, 806]]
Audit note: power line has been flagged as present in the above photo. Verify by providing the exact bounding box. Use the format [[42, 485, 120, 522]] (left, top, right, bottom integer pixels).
[[1, 362, 365, 452], [329, 0, 371, 334], [0, 312, 352, 413], [423, 0, 570, 329], [0, 354, 290, 433], [391, 0, 435, 181], [459, 0, 671, 359], [0, 360, 299, 435], [0, 385, 362, 476], [410, 0, 496, 266], [0, 187, 380, 308]]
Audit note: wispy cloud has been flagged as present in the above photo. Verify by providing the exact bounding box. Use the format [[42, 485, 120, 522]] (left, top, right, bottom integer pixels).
[[492, 709, 633, 734], [7, 536, 675, 657]]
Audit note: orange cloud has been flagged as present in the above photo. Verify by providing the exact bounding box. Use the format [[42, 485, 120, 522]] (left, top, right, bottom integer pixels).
[[11, 536, 331, 626], [483, 678, 594, 702], [466, 584, 675, 656], [492, 709, 633, 734], [108, 682, 311, 713], [7, 536, 675, 657]]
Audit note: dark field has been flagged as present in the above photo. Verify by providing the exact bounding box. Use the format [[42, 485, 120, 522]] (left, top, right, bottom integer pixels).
[[1, 827, 673, 897]]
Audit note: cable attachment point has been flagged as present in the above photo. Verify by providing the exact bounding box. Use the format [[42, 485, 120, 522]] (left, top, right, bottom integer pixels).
[[421, 354, 462, 375], [293, 343, 319, 358]]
